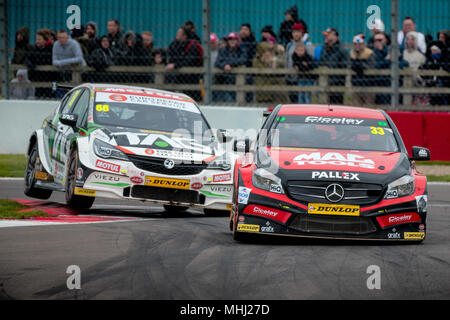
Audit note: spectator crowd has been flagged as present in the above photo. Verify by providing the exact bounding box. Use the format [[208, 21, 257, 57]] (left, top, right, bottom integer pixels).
[[10, 5, 450, 106]]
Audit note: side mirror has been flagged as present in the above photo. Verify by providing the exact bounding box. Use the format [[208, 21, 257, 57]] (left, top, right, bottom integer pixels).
[[218, 129, 233, 143], [411, 146, 430, 161], [60, 113, 78, 127], [233, 138, 251, 153]]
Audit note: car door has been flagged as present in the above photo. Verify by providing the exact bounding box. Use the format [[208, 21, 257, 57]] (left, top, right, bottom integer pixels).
[[49, 88, 83, 182]]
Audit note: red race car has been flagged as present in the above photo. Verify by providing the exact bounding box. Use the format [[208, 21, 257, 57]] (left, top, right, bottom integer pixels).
[[230, 104, 430, 242]]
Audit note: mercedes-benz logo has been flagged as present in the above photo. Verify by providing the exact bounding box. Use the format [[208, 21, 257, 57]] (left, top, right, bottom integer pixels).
[[325, 183, 345, 202], [164, 159, 175, 169]]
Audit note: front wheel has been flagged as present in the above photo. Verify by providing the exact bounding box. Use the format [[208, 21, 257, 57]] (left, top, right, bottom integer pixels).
[[24, 143, 52, 199], [65, 149, 95, 209]]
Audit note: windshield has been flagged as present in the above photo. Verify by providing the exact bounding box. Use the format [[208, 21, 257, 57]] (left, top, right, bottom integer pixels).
[[269, 115, 399, 152], [93, 96, 210, 137]]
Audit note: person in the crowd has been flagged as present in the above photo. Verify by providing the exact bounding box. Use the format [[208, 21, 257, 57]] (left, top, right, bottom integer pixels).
[[285, 22, 314, 102], [278, 5, 308, 47], [319, 27, 348, 104], [292, 43, 314, 104], [183, 20, 201, 41], [214, 32, 247, 102], [153, 48, 166, 66], [239, 23, 257, 67], [239, 23, 257, 102], [253, 42, 287, 103], [402, 31, 427, 105], [368, 18, 391, 49], [24, 29, 55, 98], [10, 69, 35, 100], [209, 33, 219, 69], [52, 29, 86, 67], [349, 34, 376, 106], [12, 26, 33, 64], [87, 36, 118, 71], [85, 21, 100, 55], [141, 31, 154, 64], [70, 25, 90, 61], [421, 40, 449, 105], [119, 30, 148, 66], [166, 26, 203, 101], [261, 25, 277, 43], [107, 19, 123, 50], [398, 16, 426, 54]]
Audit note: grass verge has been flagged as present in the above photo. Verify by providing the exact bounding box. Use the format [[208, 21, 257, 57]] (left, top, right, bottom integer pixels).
[[0, 199, 51, 219], [0, 154, 27, 177]]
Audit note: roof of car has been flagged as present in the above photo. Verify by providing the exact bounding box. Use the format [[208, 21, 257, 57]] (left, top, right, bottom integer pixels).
[[278, 104, 386, 120], [84, 83, 194, 101]]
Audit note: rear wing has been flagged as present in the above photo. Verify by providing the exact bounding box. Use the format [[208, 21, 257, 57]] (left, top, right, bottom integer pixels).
[[51, 82, 75, 92]]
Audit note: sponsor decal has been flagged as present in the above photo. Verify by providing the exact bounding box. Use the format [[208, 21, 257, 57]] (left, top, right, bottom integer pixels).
[[96, 160, 120, 173], [269, 184, 282, 194], [209, 185, 232, 193], [376, 212, 421, 228], [415, 195, 428, 213], [109, 94, 127, 102], [385, 190, 398, 199], [34, 171, 48, 180], [312, 171, 360, 181], [261, 221, 274, 233], [76, 168, 83, 180], [145, 176, 190, 190], [388, 232, 401, 239], [74, 187, 96, 197], [294, 152, 375, 169], [243, 205, 291, 223], [191, 182, 203, 190], [307, 203, 360, 216], [305, 116, 365, 125], [404, 232, 425, 240], [61, 114, 76, 121], [419, 224, 425, 230], [130, 176, 143, 184], [237, 224, 260, 233], [238, 187, 252, 204], [238, 215, 245, 222], [213, 173, 232, 183], [145, 148, 155, 156]]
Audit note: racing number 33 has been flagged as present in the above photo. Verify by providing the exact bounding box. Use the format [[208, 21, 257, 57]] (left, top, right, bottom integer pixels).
[[370, 127, 384, 135]]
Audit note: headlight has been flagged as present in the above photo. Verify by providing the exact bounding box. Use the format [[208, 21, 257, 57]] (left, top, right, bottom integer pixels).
[[207, 154, 231, 171], [93, 138, 128, 161], [385, 175, 415, 199], [252, 168, 284, 194]]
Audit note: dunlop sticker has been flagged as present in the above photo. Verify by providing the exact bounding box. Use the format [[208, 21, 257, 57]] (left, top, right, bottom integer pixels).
[[74, 187, 96, 197], [308, 203, 360, 216], [404, 232, 425, 240], [144, 176, 190, 190], [237, 224, 260, 233]]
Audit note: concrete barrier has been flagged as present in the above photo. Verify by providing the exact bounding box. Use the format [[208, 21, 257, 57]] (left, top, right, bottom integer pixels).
[[0, 100, 266, 154]]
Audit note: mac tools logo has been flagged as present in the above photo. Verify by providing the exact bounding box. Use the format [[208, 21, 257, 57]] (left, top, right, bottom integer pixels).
[[294, 152, 375, 169]]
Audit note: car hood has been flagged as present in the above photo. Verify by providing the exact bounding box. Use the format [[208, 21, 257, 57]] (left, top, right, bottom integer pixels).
[[261, 147, 411, 185], [91, 126, 217, 162]]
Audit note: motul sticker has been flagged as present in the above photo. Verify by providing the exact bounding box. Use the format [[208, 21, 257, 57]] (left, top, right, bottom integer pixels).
[[96, 160, 120, 173], [376, 212, 421, 228], [294, 152, 375, 169], [213, 173, 232, 183]]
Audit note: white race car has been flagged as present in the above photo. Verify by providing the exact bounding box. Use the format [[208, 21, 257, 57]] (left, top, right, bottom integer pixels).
[[24, 84, 235, 214]]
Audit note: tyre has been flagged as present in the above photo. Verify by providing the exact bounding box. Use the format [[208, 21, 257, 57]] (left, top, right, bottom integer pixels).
[[163, 205, 188, 213], [24, 143, 52, 199], [65, 148, 95, 209]]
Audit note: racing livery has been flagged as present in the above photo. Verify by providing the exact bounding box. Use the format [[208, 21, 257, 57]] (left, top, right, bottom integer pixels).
[[230, 105, 430, 242], [25, 84, 235, 214]]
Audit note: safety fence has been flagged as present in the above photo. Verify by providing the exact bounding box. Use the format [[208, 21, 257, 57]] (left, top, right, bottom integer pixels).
[[7, 64, 450, 110]]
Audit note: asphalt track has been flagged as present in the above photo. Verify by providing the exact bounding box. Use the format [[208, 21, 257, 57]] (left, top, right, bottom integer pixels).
[[0, 179, 450, 300]]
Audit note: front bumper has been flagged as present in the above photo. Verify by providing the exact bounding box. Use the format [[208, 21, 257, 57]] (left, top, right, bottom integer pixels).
[[76, 161, 233, 210], [234, 191, 427, 241]]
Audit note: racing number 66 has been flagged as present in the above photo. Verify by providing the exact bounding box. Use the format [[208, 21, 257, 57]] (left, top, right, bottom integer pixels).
[[95, 104, 109, 112]]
